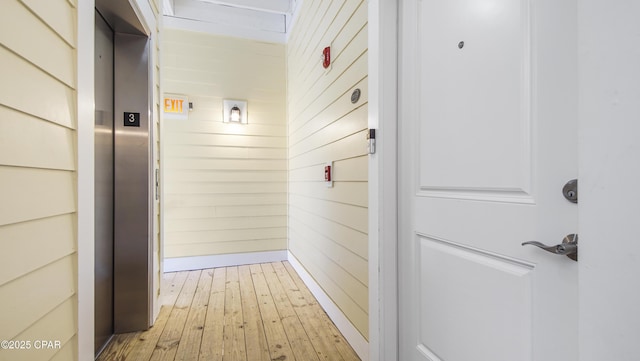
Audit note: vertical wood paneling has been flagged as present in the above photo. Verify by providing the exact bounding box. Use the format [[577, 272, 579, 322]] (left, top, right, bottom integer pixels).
[[162, 29, 287, 258], [287, 0, 369, 340], [0, 1, 78, 359]]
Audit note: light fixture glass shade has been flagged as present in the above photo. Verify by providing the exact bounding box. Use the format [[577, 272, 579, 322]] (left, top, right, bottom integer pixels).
[[230, 106, 241, 122]]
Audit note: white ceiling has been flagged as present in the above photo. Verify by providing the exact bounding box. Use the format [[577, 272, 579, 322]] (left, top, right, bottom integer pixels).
[[163, 0, 300, 43]]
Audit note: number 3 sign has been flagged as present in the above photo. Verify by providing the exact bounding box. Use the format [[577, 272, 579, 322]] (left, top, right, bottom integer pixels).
[[124, 112, 140, 127]]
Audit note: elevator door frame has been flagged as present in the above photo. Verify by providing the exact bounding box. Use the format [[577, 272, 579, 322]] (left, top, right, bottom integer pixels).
[[95, 0, 155, 341]]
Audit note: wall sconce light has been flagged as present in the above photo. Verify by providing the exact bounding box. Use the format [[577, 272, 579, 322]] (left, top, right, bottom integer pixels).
[[230, 105, 241, 122], [223, 99, 248, 124]]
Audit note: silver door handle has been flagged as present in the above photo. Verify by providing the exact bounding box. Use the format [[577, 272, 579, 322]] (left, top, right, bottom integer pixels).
[[522, 234, 578, 261]]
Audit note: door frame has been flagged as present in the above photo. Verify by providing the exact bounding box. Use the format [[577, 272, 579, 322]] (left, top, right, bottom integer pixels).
[[77, 0, 157, 359], [77, 1, 96, 359], [367, 1, 399, 360], [577, 1, 640, 359]]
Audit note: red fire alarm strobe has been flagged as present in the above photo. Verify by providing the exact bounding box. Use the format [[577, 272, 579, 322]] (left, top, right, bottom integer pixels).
[[322, 46, 331, 69]]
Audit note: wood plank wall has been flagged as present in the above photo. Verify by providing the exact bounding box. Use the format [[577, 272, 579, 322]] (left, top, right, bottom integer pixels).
[[287, 0, 369, 340], [162, 30, 288, 259], [0, 0, 78, 360]]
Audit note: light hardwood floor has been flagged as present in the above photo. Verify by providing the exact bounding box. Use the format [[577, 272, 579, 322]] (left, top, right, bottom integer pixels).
[[97, 261, 361, 361]]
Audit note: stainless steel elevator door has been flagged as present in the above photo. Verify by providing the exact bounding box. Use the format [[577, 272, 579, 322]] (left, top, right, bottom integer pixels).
[[95, 10, 114, 356]]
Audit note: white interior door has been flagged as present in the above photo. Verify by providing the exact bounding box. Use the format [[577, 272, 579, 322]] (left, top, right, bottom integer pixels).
[[398, 0, 578, 360]]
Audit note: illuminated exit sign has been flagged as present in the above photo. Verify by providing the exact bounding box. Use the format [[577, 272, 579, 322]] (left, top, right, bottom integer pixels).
[[163, 94, 188, 120]]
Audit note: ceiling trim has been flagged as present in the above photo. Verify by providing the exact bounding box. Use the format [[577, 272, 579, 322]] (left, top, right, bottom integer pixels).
[[164, 0, 302, 43], [164, 15, 287, 43], [163, 0, 175, 16], [197, 0, 292, 14]]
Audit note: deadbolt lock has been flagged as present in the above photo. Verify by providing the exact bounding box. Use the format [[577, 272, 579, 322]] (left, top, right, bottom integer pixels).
[[562, 179, 578, 203]]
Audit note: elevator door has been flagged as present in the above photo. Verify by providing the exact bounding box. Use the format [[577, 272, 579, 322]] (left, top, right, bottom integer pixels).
[[95, 10, 114, 355]]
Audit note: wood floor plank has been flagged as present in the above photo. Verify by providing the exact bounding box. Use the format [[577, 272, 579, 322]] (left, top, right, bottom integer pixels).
[[262, 262, 320, 361], [151, 270, 201, 361], [282, 261, 360, 361], [275, 261, 343, 361], [121, 270, 188, 361], [286, 262, 361, 361], [162, 271, 177, 290], [127, 305, 174, 361], [99, 263, 360, 361], [249, 263, 295, 361], [223, 267, 247, 361], [200, 267, 226, 361], [175, 269, 213, 361], [237, 265, 271, 361], [279, 261, 359, 361], [163, 271, 190, 307], [96, 332, 138, 361], [284, 261, 361, 361]]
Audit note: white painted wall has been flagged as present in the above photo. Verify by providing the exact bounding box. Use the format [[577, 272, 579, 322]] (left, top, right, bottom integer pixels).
[[287, 0, 369, 340], [162, 29, 288, 259]]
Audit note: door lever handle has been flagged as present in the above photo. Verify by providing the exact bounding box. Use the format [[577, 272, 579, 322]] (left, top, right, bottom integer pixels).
[[522, 234, 578, 261]]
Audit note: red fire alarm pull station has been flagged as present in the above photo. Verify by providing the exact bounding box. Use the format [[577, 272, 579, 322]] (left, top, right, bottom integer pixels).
[[324, 162, 333, 187], [322, 46, 331, 69]]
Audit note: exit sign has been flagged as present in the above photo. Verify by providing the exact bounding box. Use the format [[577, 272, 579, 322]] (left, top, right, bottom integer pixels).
[[163, 94, 188, 120]]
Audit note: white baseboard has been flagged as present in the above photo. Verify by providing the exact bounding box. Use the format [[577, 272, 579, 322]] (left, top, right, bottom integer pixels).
[[164, 250, 288, 272], [287, 251, 369, 361]]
